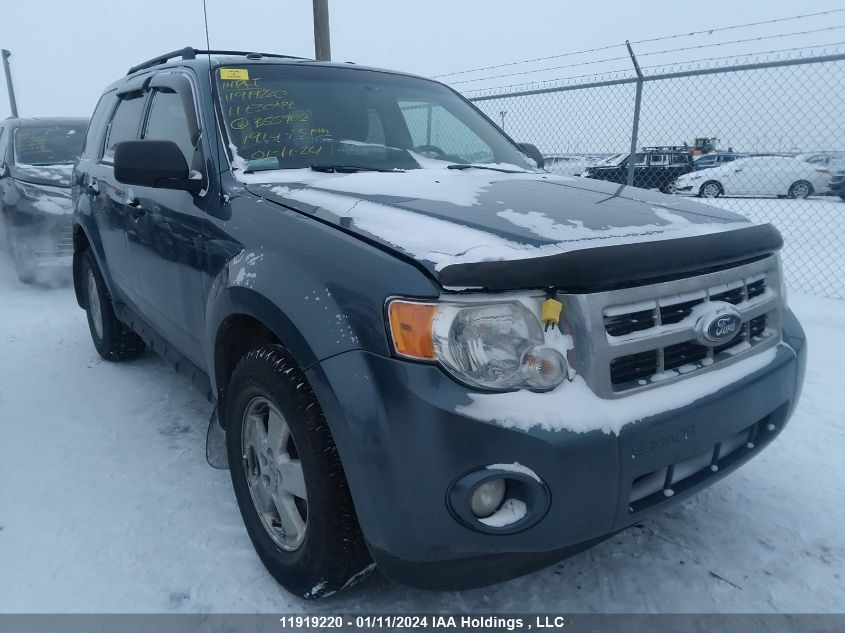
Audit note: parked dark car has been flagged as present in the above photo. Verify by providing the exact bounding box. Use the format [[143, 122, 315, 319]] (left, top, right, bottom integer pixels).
[[72, 48, 805, 599], [829, 169, 845, 200], [583, 146, 694, 192], [0, 117, 88, 283], [693, 152, 747, 171]]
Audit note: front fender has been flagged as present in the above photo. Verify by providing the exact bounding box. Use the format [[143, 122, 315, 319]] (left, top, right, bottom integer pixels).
[[202, 197, 441, 396]]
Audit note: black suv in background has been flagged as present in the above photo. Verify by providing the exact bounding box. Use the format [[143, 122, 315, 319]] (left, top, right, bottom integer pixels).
[[72, 48, 804, 598], [0, 117, 88, 283], [583, 146, 694, 192]]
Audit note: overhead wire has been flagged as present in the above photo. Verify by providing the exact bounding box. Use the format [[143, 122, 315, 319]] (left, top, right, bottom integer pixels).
[[449, 24, 845, 86], [433, 7, 845, 79]]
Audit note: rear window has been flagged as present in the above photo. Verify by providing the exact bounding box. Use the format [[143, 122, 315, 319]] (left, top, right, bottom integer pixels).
[[14, 125, 86, 166]]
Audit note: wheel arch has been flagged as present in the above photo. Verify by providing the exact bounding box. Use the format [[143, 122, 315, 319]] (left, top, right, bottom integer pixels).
[[789, 179, 814, 198], [208, 289, 322, 427]]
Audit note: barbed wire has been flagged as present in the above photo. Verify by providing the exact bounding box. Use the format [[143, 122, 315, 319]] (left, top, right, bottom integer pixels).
[[462, 44, 845, 96], [449, 24, 845, 86], [433, 7, 845, 79]]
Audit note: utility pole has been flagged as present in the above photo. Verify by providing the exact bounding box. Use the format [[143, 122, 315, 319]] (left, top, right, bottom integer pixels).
[[1, 49, 19, 118], [312, 0, 331, 61]]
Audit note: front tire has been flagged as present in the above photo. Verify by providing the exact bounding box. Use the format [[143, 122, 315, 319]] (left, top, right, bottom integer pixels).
[[81, 249, 145, 361], [788, 180, 813, 199], [699, 181, 723, 198], [225, 344, 372, 599]]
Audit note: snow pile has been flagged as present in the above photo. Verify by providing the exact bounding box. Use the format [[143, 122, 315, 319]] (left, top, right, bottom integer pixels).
[[486, 462, 542, 483], [479, 499, 527, 528]]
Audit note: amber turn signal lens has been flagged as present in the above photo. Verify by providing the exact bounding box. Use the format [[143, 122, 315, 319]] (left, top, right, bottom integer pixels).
[[388, 301, 437, 360]]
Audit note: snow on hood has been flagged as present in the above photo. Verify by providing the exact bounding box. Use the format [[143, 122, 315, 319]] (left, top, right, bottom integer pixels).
[[243, 166, 754, 274], [12, 162, 74, 188]]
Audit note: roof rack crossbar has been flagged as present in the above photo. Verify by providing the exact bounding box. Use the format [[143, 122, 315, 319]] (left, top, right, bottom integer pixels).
[[127, 47, 306, 75]]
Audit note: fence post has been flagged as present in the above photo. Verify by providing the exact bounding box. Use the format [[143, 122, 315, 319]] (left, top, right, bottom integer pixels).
[[625, 41, 643, 187], [1, 49, 18, 118]]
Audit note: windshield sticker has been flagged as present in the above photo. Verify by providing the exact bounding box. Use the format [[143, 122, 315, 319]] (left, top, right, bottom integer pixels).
[[219, 68, 249, 81]]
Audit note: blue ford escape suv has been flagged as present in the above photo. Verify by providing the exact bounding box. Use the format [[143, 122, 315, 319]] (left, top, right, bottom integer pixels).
[[72, 48, 806, 598]]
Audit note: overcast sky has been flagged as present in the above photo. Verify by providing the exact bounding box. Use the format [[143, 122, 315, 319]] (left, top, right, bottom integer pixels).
[[1, 0, 843, 119]]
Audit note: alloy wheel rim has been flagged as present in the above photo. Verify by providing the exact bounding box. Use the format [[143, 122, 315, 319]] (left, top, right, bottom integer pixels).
[[87, 270, 104, 340], [241, 396, 308, 551], [703, 183, 720, 198], [793, 183, 810, 198]]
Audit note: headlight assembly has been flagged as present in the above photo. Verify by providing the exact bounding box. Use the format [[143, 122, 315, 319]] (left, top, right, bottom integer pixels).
[[387, 298, 567, 391]]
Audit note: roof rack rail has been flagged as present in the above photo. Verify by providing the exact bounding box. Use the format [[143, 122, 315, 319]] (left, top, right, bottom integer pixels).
[[127, 47, 307, 75]]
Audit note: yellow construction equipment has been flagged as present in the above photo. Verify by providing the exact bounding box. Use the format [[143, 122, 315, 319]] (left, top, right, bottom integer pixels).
[[692, 136, 719, 156]]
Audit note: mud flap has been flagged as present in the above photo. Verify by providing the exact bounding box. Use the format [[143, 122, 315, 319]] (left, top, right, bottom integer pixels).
[[205, 406, 228, 470]]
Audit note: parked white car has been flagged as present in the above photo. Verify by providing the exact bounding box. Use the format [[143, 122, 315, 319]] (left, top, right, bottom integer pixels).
[[674, 156, 831, 199]]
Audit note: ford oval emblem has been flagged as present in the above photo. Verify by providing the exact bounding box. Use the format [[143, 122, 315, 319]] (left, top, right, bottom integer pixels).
[[695, 305, 743, 346]]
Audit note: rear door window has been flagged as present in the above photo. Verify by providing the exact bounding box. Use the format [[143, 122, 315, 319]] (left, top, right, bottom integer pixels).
[[102, 93, 146, 163], [670, 153, 689, 165], [649, 154, 669, 167]]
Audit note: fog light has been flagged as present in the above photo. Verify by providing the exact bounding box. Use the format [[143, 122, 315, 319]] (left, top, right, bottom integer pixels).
[[470, 478, 506, 518], [522, 346, 567, 389]]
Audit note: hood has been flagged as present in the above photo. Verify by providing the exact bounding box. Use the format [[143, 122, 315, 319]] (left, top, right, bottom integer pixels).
[[12, 162, 74, 188], [243, 168, 781, 290]]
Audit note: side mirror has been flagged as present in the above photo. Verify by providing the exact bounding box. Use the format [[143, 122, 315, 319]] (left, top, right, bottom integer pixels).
[[114, 140, 201, 192], [518, 143, 545, 169]]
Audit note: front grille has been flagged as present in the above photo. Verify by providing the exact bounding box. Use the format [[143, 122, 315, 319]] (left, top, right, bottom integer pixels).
[[597, 265, 779, 392], [53, 224, 74, 256], [604, 309, 655, 336], [659, 298, 703, 325], [710, 285, 744, 304], [610, 350, 659, 385], [663, 341, 708, 370]]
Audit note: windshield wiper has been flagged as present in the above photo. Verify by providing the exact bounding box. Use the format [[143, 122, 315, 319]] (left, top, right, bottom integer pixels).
[[446, 164, 527, 174], [310, 165, 405, 174]]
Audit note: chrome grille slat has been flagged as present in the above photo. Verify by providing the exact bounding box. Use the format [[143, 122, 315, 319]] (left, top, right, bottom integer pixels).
[[558, 256, 783, 398]]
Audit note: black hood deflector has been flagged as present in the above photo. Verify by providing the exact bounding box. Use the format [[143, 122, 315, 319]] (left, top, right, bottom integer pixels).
[[439, 223, 783, 292]]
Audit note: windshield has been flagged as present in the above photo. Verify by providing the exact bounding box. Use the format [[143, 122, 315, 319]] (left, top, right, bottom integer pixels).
[[14, 125, 87, 165], [215, 64, 533, 172]]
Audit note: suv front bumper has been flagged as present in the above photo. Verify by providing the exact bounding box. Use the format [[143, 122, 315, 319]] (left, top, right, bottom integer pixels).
[[305, 309, 806, 590]]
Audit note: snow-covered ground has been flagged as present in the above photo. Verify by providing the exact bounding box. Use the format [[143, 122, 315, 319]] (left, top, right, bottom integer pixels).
[[0, 254, 844, 613]]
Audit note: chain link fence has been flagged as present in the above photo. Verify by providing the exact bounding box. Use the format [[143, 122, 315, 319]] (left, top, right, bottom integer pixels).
[[465, 52, 845, 299]]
